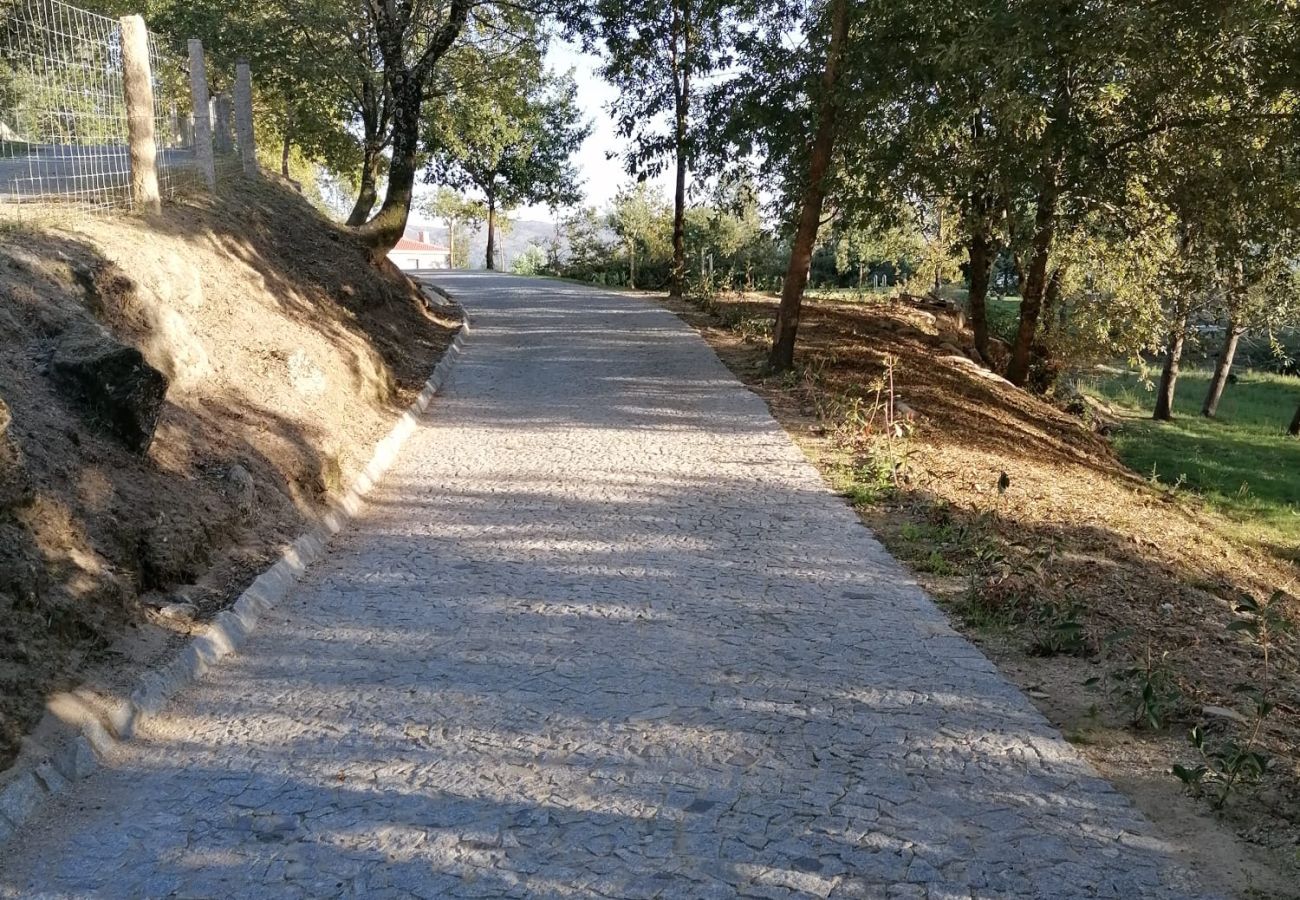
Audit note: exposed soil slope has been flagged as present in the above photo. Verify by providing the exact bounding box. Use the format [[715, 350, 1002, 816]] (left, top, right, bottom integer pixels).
[[661, 290, 1300, 898], [0, 179, 459, 769]]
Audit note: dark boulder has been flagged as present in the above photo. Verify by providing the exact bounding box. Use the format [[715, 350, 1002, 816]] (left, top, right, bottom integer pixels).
[[48, 326, 168, 453]]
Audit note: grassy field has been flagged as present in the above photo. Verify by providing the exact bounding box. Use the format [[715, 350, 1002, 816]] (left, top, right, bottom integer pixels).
[[1083, 367, 1300, 555]]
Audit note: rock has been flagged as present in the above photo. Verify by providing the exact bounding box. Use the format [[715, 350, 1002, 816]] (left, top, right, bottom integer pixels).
[[156, 602, 198, 621], [226, 463, 257, 520], [48, 325, 168, 453], [938, 342, 964, 357], [1201, 705, 1248, 725]]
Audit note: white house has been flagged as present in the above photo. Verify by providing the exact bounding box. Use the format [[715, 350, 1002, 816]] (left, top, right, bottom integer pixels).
[[388, 229, 452, 271]]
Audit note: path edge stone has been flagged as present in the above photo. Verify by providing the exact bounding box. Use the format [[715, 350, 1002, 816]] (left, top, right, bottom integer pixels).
[[0, 292, 471, 848]]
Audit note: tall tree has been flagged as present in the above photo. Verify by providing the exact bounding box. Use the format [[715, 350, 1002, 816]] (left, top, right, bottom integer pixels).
[[608, 182, 670, 288], [353, 0, 476, 259], [426, 61, 589, 269], [767, 0, 850, 371], [572, 0, 727, 299], [423, 187, 486, 268]]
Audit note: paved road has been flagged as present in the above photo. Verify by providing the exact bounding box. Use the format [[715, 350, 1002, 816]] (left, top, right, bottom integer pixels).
[[0, 145, 197, 201], [0, 273, 1201, 898]]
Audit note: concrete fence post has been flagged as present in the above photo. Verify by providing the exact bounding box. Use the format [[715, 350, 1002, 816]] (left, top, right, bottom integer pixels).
[[187, 39, 216, 189], [213, 94, 234, 154], [233, 60, 256, 177], [118, 14, 160, 214]]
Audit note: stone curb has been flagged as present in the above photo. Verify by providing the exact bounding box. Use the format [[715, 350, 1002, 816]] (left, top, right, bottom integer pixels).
[[0, 292, 471, 847]]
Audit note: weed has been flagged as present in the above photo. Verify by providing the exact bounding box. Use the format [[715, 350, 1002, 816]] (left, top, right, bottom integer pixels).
[[1172, 590, 1295, 808], [715, 304, 763, 336], [915, 549, 956, 576], [1119, 648, 1184, 730], [821, 355, 915, 505], [1028, 601, 1091, 657], [1086, 629, 1185, 730]]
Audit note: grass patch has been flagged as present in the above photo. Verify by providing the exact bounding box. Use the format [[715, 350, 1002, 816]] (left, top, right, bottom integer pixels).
[[1083, 367, 1300, 553], [986, 295, 1021, 344]]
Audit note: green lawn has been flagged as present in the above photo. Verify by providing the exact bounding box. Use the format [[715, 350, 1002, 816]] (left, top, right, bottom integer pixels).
[[986, 296, 1021, 343], [1083, 368, 1300, 554]]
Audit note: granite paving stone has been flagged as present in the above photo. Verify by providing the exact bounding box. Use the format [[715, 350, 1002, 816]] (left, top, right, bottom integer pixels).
[[0, 273, 1205, 898]]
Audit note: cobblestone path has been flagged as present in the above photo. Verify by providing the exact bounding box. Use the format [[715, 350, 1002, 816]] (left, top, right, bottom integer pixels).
[[1, 274, 1203, 898]]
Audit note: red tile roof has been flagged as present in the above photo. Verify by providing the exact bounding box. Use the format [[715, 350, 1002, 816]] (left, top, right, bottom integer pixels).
[[393, 236, 450, 253]]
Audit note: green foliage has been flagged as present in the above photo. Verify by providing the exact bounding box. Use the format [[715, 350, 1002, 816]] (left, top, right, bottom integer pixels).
[[1173, 591, 1294, 809], [425, 54, 590, 222], [553, 205, 617, 283], [568, 0, 728, 179], [1028, 602, 1091, 658], [148, 0, 366, 179], [422, 188, 485, 269], [607, 181, 672, 288], [1090, 634, 1185, 731], [511, 244, 546, 276]]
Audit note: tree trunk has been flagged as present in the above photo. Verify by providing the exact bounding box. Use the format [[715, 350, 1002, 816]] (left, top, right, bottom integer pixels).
[[668, 1, 690, 301], [358, 76, 422, 261], [1288, 403, 1300, 436], [768, 0, 849, 372], [346, 143, 381, 227], [1039, 267, 1063, 336], [1006, 180, 1058, 386], [356, 0, 469, 261], [1202, 319, 1243, 418], [967, 219, 993, 363], [628, 242, 637, 288], [1154, 311, 1187, 421], [485, 196, 497, 271]]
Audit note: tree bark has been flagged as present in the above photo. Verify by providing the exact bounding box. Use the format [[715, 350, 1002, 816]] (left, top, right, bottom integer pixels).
[[768, 0, 849, 372], [356, 0, 471, 261], [1006, 180, 1058, 386], [346, 144, 381, 227], [668, 0, 690, 300], [1288, 403, 1300, 436], [1154, 311, 1187, 421], [485, 195, 497, 271], [358, 75, 423, 261], [281, 129, 292, 178], [346, 69, 389, 228], [1202, 318, 1243, 418], [967, 218, 993, 363]]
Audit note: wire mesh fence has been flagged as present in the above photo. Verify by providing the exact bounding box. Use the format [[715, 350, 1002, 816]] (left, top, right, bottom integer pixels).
[[0, 0, 201, 213]]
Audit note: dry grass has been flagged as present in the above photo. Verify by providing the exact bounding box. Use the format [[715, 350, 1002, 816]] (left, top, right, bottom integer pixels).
[[661, 289, 1300, 897], [0, 177, 459, 769]]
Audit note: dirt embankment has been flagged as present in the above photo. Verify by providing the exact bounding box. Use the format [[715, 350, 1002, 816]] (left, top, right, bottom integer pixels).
[[661, 291, 1300, 898], [0, 179, 459, 769]]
